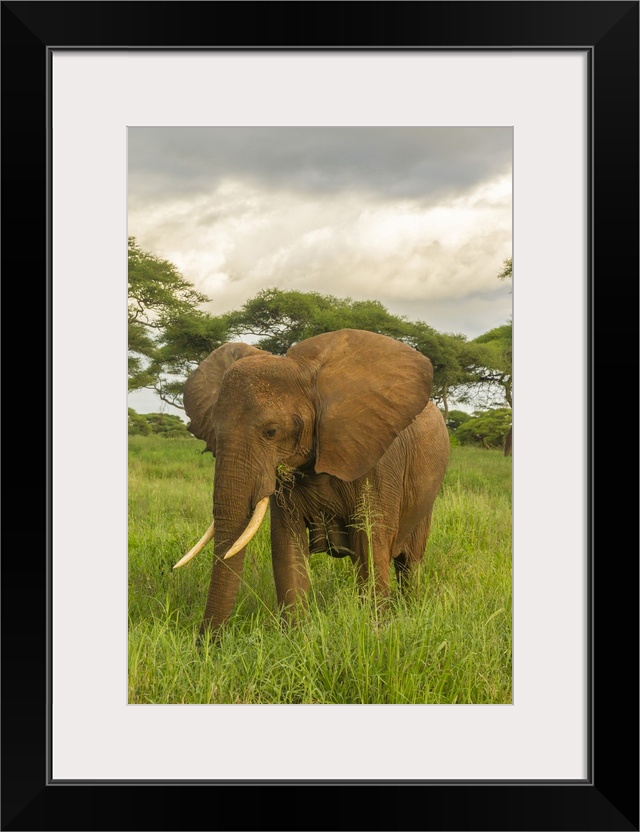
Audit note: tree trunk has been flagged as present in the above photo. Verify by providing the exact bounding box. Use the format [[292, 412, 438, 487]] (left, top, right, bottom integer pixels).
[[441, 384, 449, 421], [504, 427, 512, 457]]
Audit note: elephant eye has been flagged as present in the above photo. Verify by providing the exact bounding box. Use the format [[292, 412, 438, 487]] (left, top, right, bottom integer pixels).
[[265, 427, 277, 439]]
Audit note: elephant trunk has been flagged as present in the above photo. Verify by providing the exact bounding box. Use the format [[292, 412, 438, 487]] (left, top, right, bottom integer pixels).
[[199, 548, 246, 636], [199, 455, 271, 635]]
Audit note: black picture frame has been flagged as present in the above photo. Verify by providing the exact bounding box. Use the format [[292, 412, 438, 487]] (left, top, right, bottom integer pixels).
[[2, 2, 637, 830]]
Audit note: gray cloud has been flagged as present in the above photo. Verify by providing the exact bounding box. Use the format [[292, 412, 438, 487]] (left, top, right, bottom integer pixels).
[[128, 126, 512, 348], [129, 126, 511, 204]]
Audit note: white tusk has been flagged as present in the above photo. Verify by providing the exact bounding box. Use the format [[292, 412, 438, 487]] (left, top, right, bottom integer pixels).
[[223, 497, 269, 560], [173, 521, 215, 569]]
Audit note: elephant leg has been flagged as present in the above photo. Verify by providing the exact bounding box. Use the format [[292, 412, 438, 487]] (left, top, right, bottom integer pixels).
[[269, 495, 310, 623], [394, 512, 432, 596], [393, 552, 411, 589], [199, 548, 247, 639], [349, 527, 392, 602]]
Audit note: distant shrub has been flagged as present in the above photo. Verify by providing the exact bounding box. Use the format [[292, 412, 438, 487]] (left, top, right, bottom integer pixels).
[[128, 408, 191, 438], [446, 409, 473, 433], [455, 408, 512, 450], [128, 408, 151, 435]]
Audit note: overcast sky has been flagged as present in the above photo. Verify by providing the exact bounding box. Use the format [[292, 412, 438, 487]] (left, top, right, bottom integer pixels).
[[128, 127, 512, 415]]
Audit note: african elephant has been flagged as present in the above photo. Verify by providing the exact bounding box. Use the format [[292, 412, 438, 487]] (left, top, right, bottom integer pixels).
[[174, 329, 450, 636]]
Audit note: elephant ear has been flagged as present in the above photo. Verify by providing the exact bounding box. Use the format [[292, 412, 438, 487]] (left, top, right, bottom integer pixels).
[[183, 343, 266, 452], [287, 329, 433, 481]]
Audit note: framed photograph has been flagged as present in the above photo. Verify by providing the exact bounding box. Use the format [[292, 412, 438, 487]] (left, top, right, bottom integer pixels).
[[2, 2, 637, 830], [125, 122, 514, 709]]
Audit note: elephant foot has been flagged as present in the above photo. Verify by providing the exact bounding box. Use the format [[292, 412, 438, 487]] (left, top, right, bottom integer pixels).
[[278, 600, 309, 630], [196, 620, 223, 650]]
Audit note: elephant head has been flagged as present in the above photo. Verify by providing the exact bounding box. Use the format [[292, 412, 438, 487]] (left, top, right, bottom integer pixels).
[[177, 329, 434, 634]]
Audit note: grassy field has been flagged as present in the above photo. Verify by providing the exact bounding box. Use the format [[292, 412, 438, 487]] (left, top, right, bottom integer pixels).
[[128, 435, 512, 704]]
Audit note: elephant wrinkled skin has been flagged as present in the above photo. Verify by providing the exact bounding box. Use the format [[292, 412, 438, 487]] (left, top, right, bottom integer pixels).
[[178, 328, 450, 636]]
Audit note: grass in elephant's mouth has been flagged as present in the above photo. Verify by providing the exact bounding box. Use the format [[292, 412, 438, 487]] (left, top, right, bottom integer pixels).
[[128, 437, 512, 704]]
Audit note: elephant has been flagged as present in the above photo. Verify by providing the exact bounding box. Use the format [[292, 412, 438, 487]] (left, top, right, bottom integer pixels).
[[174, 328, 450, 636]]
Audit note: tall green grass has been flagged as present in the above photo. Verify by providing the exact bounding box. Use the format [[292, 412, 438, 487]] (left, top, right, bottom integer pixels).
[[128, 436, 512, 704]]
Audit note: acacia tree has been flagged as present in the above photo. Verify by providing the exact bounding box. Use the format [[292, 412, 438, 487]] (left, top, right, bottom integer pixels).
[[128, 320, 158, 390], [145, 285, 509, 417], [455, 408, 512, 450], [498, 257, 512, 282], [224, 288, 413, 353], [128, 408, 192, 437], [454, 323, 512, 409], [448, 257, 513, 410], [223, 289, 480, 419], [152, 312, 231, 409], [128, 257, 514, 418], [445, 409, 472, 432], [405, 324, 473, 420], [128, 237, 210, 391]]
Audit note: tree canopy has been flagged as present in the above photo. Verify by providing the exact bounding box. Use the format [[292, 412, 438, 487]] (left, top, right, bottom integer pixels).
[[128, 237, 210, 391], [454, 323, 512, 410], [497, 257, 512, 281], [224, 288, 412, 353], [445, 409, 473, 432], [454, 408, 512, 450], [128, 243, 513, 426], [128, 408, 192, 438]]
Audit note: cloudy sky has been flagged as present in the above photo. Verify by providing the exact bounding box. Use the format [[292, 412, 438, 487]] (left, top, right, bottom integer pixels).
[[128, 127, 512, 414]]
